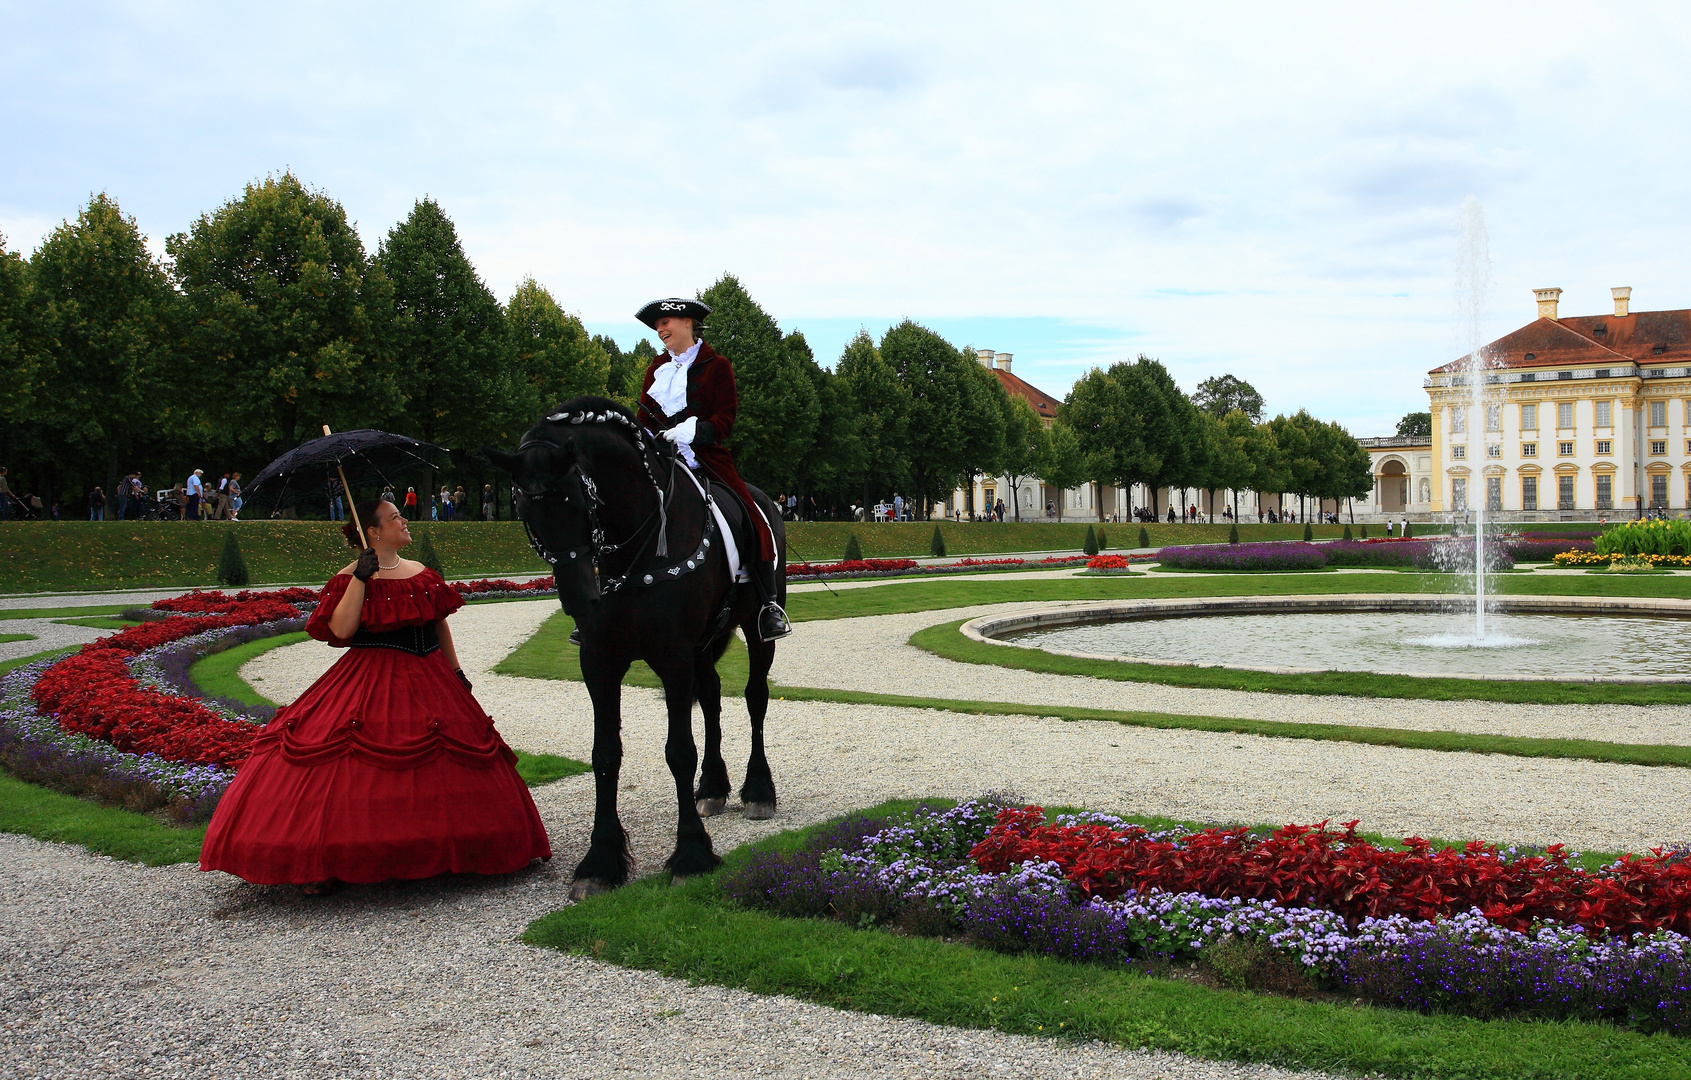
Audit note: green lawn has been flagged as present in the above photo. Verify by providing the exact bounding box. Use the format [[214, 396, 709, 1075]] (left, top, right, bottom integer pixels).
[[0, 603, 138, 621], [527, 810, 1690, 1080], [0, 632, 34, 645], [0, 772, 206, 865]]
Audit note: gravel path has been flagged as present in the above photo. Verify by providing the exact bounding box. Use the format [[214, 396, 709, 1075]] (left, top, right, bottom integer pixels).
[[8, 588, 1689, 1078], [0, 618, 106, 664], [776, 603, 1691, 748]]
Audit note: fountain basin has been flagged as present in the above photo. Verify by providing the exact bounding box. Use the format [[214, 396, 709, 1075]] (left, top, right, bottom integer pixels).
[[964, 595, 1691, 683]]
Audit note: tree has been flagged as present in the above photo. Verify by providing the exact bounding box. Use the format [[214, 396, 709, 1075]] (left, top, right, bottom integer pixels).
[[1062, 366, 1141, 521], [697, 275, 819, 493], [599, 334, 656, 407], [1208, 409, 1256, 521], [377, 198, 512, 453], [1325, 418, 1376, 522], [1267, 411, 1319, 520], [30, 194, 182, 489], [1397, 411, 1431, 437], [1193, 374, 1265, 423], [1036, 420, 1086, 523], [958, 357, 1010, 515], [790, 332, 862, 511], [880, 319, 973, 513], [998, 396, 1047, 521], [836, 329, 910, 506], [507, 278, 610, 420], [169, 173, 402, 450], [1127, 357, 1205, 518], [0, 231, 29, 422]]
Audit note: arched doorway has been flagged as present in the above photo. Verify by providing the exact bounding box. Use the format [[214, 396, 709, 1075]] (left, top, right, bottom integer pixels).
[[1379, 459, 1408, 513]]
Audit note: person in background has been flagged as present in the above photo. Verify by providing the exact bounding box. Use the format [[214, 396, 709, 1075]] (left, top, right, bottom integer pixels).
[[183, 469, 203, 521], [404, 486, 417, 519], [227, 472, 243, 521], [482, 484, 495, 521], [327, 475, 345, 522], [0, 466, 12, 521], [453, 486, 466, 521], [892, 493, 904, 522], [88, 486, 105, 521]]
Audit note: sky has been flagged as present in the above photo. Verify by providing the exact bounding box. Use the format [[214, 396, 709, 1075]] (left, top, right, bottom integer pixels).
[[5, 1, 1691, 436]]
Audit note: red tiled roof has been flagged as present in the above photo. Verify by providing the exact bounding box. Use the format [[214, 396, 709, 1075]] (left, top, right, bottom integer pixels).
[[993, 367, 1060, 419], [1432, 309, 1691, 373]]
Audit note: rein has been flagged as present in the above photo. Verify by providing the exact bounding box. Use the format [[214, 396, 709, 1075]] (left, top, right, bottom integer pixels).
[[514, 407, 720, 593]]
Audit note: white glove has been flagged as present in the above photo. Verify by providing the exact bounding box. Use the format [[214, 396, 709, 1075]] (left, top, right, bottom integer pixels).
[[662, 417, 698, 446]]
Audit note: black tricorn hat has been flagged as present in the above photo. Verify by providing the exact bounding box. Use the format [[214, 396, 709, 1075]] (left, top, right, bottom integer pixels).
[[636, 297, 712, 330]]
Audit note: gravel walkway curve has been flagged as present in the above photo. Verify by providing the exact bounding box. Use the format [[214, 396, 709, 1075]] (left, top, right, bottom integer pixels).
[[7, 589, 1689, 1078], [0, 618, 106, 664]]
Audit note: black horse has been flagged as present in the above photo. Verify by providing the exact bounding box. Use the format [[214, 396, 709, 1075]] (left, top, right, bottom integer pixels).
[[484, 396, 784, 900]]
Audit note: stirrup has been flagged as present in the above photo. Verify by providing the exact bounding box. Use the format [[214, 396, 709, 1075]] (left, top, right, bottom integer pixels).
[[756, 601, 793, 642], [568, 627, 583, 646]]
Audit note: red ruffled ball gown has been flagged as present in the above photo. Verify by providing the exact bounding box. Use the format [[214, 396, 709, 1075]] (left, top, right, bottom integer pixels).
[[201, 569, 551, 884]]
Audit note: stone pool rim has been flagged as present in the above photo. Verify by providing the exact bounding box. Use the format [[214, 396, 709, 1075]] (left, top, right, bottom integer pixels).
[[960, 594, 1691, 684]]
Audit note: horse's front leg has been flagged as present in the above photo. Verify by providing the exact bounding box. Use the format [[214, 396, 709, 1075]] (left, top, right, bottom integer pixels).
[[570, 643, 633, 902], [648, 653, 721, 879], [739, 629, 778, 821], [692, 643, 732, 817]]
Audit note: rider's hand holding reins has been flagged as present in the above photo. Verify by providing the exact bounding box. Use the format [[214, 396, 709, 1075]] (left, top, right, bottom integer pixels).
[[661, 418, 697, 447]]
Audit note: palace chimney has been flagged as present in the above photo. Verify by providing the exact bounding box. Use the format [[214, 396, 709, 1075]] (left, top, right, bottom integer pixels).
[[995, 352, 1013, 374], [1534, 288, 1563, 320], [975, 348, 996, 368], [1612, 286, 1633, 317]]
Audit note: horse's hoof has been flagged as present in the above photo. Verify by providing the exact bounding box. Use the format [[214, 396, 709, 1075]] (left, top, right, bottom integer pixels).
[[696, 797, 728, 817], [743, 802, 776, 821], [569, 878, 614, 902]]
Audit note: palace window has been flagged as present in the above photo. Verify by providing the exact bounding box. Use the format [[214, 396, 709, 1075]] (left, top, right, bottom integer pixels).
[[1520, 403, 1538, 430], [1485, 405, 1501, 432], [1558, 402, 1575, 430], [1451, 445, 1466, 459], [1522, 476, 1538, 511], [1559, 475, 1575, 510], [1653, 475, 1669, 509], [1652, 400, 1668, 427], [1597, 475, 1613, 510], [1596, 440, 1612, 455], [1487, 444, 1502, 458], [1451, 478, 1468, 511], [1450, 409, 1467, 433], [1487, 476, 1502, 511], [1595, 400, 1612, 427], [1558, 441, 1575, 456], [1652, 440, 1668, 456], [1522, 442, 1537, 457]]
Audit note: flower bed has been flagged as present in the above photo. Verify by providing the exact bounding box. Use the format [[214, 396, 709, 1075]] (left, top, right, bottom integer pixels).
[[724, 801, 1691, 1034], [1319, 539, 1426, 567], [1555, 550, 1691, 569], [1507, 538, 1594, 562], [786, 555, 1093, 580], [1156, 542, 1328, 572], [0, 589, 318, 822], [1084, 554, 1134, 571], [451, 575, 556, 600]]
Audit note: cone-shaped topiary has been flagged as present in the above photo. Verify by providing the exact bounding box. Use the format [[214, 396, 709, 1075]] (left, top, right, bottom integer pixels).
[[1303, 522, 1314, 542], [1138, 526, 1150, 549], [414, 531, 444, 576], [844, 533, 863, 562], [1084, 525, 1099, 555], [1360, 525, 1369, 539], [1343, 524, 1353, 541], [1403, 522, 1413, 539], [1097, 528, 1108, 550], [1228, 523, 1239, 545], [929, 526, 946, 558], [216, 531, 250, 587]]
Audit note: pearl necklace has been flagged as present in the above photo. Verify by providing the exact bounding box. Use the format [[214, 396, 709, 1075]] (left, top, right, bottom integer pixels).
[[378, 558, 401, 570]]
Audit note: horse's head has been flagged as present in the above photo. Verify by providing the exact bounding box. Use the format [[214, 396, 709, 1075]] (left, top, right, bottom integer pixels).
[[483, 397, 652, 624]]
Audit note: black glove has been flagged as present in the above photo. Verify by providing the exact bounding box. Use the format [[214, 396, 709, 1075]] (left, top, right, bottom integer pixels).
[[455, 668, 472, 691], [353, 548, 379, 582]]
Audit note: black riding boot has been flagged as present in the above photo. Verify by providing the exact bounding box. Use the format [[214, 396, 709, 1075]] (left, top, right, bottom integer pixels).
[[753, 560, 792, 642]]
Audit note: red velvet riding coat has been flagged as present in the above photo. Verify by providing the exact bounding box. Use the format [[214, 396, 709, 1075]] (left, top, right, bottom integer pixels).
[[636, 341, 775, 562]]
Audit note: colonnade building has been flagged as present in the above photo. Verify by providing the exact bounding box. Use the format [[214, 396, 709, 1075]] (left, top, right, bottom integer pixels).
[[1364, 287, 1691, 521]]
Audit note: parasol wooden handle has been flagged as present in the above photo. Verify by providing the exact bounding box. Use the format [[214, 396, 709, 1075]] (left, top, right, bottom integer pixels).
[[323, 425, 367, 550]]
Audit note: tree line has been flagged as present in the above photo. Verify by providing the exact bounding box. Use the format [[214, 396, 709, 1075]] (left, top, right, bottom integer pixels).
[[0, 173, 1374, 522]]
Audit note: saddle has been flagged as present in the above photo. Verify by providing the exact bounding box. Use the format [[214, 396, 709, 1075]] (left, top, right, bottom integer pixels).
[[706, 479, 758, 583]]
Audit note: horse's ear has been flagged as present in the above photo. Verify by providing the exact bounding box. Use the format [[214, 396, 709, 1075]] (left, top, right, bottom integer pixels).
[[481, 446, 521, 475]]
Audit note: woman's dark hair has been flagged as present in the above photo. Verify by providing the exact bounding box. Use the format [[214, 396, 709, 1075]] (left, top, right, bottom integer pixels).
[[340, 497, 396, 550]]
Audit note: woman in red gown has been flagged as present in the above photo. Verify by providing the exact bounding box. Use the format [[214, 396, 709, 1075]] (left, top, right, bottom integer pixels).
[[201, 497, 550, 890]]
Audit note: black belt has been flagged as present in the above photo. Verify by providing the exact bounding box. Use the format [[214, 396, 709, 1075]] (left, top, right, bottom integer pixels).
[[348, 623, 439, 656]]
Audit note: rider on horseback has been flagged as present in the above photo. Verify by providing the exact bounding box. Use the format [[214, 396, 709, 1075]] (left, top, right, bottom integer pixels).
[[634, 297, 792, 642]]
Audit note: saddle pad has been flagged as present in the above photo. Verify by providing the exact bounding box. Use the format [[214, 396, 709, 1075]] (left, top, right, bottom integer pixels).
[[677, 466, 749, 583]]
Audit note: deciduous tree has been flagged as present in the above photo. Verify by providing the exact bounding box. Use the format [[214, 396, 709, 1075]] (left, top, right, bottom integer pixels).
[[998, 395, 1047, 521], [836, 329, 910, 506], [1037, 420, 1086, 523], [1193, 373, 1265, 423], [169, 173, 401, 450], [507, 277, 610, 420]]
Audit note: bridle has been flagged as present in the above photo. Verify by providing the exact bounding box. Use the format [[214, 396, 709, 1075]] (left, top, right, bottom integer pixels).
[[512, 407, 719, 594]]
